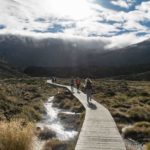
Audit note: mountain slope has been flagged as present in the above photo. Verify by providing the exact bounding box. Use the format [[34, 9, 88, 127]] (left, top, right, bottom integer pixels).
[[112, 71, 150, 81], [0, 34, 150, 77], [89, 39, 150, 67], [0, 34, 106, 69], [0, 59, 24, 78]]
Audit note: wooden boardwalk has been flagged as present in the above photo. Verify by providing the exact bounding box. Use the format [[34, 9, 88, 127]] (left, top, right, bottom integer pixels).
[[47, 80, 126, 150]]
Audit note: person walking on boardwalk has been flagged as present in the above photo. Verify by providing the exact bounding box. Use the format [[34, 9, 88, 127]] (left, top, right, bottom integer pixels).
[[76, 78, 81, 93], [51, 77, 55, 83], [70, 78, 75, 93], [85, 78, 92, 104]]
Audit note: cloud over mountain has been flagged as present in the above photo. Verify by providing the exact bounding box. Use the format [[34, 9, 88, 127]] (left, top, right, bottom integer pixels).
[[0, 0, 150, 48]]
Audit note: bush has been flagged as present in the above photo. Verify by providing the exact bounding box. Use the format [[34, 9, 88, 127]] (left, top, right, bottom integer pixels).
[[146, 142, 150, 150], [104, 89, 116, 97], [0, 120, 34, 150], [38, 127, 56, 140], [42, 139, 67, 150], [124, 122, 150, 143], [128, 106, 150, 122], [134, 122, 150, 128], [19, 106, 42, 122]]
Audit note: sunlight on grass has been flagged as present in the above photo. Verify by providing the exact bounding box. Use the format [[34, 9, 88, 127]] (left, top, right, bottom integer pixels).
[[146, 142, 150, 150], [0, 120, 34, 150]]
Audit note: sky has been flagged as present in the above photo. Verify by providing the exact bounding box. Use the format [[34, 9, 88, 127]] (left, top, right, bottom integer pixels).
[[0, 0, 150, 49]]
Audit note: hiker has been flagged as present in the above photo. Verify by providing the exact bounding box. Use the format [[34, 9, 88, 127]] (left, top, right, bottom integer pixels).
[[51, 77, 55, 83], [75, 78, 81, 93], [54, 77, 57, 83], [70, 78, 75, 93], [85, 78, 92, 104]]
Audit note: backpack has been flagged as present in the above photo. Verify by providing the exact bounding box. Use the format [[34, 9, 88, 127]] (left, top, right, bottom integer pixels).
[[86, 80, 92, 89], [76, 79, 80, 85], [71, 79, 74, 86]]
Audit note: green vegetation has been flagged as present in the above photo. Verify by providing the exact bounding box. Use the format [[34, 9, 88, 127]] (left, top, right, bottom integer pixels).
[[0, 120, 34, 150], [124, 122, 150, 143], [52, 89, 85, 149], [45, 78, 150, 145], [2, 77, 150, 148], [0, 78, 58, 150], [146, 142, 150, 150], [92, 79, 150, 144], [37, 127, 56, 140], [0, 78, 85, 150], [0, 59, 25, 78], [42, 139, 67, 150], [42, 139, 76, 150], [54, 89, 85, 113], [0, 78, 57, 122]]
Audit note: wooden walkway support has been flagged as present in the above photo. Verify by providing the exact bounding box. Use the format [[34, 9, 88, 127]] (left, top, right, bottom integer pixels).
[[47, 80, 126, 150]]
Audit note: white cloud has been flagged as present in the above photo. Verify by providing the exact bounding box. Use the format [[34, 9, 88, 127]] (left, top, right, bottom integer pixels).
[[0, 0, 150, 49], [106, 32, 150, 49], [136, 1, 150, 12], [111, 0, 129, 8], [111, 0, 135, 8]]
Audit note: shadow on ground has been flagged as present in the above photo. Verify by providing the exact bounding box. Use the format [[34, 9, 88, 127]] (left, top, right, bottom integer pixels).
[[88, 102, 97, 110]]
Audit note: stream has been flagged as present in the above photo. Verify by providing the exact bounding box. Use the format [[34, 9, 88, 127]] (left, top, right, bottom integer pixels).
[[122, 125, 144, 150], [33, 96, 78, 150]]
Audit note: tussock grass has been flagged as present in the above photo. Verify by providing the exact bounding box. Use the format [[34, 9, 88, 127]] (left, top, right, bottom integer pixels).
[[90, 79, 150, 144], [54, 90, 85, 113], [0, 78, 57, 121], [38, 127, 56, 140], [134, 122, 150, 128], [124, 121, 150, 143], [42, 139, 67, 150], [146, 142, 150, 150], [0, 120, 34, 150], [128, 106, 150, 122]]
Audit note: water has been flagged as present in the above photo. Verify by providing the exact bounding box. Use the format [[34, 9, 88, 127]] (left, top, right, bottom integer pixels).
[[37, 96, 78, 141], [122, 125, 144, 150], [124, 139, 144, 150]]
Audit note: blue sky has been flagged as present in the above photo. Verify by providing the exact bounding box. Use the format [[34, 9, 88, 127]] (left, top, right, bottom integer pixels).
[[0, 0, 150, 48]]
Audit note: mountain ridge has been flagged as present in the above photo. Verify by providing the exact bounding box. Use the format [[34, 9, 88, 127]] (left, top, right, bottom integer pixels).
[[0, 34, 150, 77]]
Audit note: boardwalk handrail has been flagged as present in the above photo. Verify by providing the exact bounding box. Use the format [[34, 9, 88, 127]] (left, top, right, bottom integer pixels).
[[47, 80, 126, 150]]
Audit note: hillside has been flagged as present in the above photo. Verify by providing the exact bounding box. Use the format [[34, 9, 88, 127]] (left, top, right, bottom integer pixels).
[[0, 34, 150, 78], [92, 39, 150, 67], [0, 34, 106, 69], [24, 63, 150, 78], [0, 59, 24, 78], [113, 71, 150, 81], [0, 34, 149, 69]]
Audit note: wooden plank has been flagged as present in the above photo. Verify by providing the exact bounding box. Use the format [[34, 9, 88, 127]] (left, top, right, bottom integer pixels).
[[47, 80, 126, 150]]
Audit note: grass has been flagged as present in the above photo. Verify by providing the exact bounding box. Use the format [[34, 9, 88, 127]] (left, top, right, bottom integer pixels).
[[91, 79, 150, 144], [127, 106, 150, 122], [52, 88, 85, 149], [124, 121, 150, 143], [0, 77, 57, 122], [0, 77, 58, 150], [0, 77, 85, 150], [53, 89, 85, 113], [42, 139, 67, 150], [146, 142, 150, 150], [53, 89, 85, 130], [38, 127, 56, 140], [2, 77, 150, 148], [42, 139, 76, 150], [0, 120, 34, 150], [55, 78, 150, 145]]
